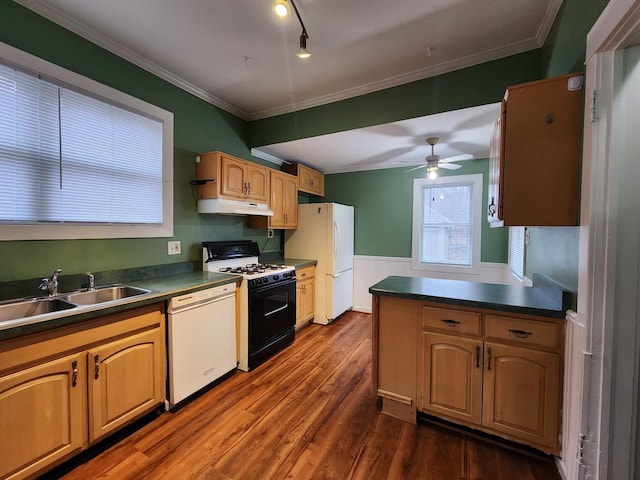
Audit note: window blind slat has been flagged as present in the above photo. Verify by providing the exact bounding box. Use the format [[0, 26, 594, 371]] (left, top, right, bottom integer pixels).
[[0, 61, 163, 225]]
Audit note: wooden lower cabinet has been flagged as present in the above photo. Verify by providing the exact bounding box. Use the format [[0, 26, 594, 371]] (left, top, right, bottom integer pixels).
[[0, 352, 86, 480], [417, 306, 563, 454], [0, 304, 165, 480], [420, 332, 483, 425], [295, 266, 315, 327], [482, 341, 561, 450], [88, 328, 164, 443]]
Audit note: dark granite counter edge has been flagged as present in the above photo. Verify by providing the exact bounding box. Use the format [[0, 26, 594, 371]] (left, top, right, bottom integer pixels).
[[369, 288, 568, 319], [0, 271, 241, 340]]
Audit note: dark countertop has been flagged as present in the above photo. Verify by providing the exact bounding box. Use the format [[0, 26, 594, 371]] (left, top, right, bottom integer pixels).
[[369, 274, 572, 319], [0, 271, 241, 340], [260, 255, 317, 269]]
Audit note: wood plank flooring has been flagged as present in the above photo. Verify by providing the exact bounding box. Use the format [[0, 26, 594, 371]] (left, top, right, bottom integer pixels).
[[51, 311, 561, 480]]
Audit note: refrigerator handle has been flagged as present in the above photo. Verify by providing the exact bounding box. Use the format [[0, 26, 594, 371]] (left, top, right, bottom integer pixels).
[[329, 272, 342, 278], [334, 221, 339, 255]]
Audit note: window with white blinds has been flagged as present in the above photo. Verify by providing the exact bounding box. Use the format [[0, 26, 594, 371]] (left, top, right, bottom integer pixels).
[[412, 174, 483, 273], [0, 42, 173, 240], [509, 226, 526, 279]]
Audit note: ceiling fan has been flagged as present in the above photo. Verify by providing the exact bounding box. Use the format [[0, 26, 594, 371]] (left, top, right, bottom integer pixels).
[[404, 137, 474, 178]]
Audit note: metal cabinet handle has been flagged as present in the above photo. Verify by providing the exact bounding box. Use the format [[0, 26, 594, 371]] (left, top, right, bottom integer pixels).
[[488, 196, 497, 217], [94, 354, 100, 379], [487, 347, 492, 370], [475, 345, 480, 368], [508, 328, 533, 339], [71, 360, 78, 387], [441, 319, 461, 327]]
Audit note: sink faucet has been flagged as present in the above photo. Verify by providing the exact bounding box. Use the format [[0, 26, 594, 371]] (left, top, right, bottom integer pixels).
[[39, 268, 62, 296], [86, 271, 95, 291]]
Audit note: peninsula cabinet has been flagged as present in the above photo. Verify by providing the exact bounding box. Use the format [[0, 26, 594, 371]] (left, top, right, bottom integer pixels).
[[0, 303, 165, 480], [372, 295, 564, 455], [196, 151, 270, 203]]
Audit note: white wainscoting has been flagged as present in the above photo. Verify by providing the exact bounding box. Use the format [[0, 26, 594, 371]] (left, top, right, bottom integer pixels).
[[556, 310, 587, 480], [352, 255, 518, 313]]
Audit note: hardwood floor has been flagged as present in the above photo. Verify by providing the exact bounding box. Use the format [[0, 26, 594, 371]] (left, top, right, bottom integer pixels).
[[52, 311, 561, 480]]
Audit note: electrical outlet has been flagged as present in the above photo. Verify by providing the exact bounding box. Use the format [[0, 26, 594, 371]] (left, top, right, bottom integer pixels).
[[268, 229, 274, 238], [168, 240, 181, 255]]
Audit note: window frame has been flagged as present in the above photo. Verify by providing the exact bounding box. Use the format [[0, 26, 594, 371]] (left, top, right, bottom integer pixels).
[[508, 226, 527, 280], [411, 173, 483, 275], [0, 41, 174, 240]]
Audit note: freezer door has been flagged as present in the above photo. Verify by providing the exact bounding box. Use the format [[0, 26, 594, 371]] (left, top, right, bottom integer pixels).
[[325, 268, 354, 323], [327, 204, 354, 275]]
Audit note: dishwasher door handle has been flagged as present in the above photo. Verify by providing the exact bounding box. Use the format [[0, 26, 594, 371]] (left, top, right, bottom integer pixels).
[[169, 292, 235, 315]]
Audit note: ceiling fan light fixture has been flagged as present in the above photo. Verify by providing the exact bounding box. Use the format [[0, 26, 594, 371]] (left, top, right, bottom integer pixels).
[[273, 0, 290, 17], [296, 33, 311, 58], [428, 169, 438, 180]]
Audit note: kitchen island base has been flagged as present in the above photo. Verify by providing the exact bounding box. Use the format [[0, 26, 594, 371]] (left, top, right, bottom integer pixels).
[[371, 277, 566, 456]]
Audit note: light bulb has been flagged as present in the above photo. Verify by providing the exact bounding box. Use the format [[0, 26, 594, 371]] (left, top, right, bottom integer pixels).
[[273, 0, 289, 17], [428, 170, 437, 180]]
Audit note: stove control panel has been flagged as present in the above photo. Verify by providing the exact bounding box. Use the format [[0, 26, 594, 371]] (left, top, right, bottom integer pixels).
[[248, 270, 296, 289]]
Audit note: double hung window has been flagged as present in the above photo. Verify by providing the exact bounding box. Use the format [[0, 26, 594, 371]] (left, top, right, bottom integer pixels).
[[0, 42, 173, 240]]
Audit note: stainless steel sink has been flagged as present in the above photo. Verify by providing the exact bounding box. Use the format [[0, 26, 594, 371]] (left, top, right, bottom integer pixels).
[[0, 297, 77, 322], [63, 285, 150, 305]]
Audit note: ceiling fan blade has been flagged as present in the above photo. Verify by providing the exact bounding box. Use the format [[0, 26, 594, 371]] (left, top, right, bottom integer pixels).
[[438, 163, 463, 170], [440, 153, 474, 163], [403, 164, 427, 173]]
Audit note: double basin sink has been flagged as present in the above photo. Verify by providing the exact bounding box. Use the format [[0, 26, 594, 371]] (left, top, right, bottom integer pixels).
[[0, 285, 151, 326]]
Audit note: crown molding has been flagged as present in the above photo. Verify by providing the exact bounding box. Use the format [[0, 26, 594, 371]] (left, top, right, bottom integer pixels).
[[13, 0, 249, 120], [16, 0, 557, 123]]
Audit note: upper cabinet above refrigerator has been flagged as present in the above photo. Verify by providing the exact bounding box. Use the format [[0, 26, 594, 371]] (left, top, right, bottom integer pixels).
[[487, 73, 584, 227]]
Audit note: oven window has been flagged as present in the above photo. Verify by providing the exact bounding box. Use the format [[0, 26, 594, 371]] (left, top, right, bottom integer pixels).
[[264, 291, 290, 316]]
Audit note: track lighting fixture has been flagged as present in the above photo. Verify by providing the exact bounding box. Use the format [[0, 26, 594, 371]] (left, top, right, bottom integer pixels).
[[274, 0, 311, 59]]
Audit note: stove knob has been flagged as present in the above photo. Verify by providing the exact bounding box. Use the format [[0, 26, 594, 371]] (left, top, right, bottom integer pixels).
[[273, 274, 279, 281]]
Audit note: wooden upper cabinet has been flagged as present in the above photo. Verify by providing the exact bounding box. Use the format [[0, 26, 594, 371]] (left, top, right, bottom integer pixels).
[[196, 151, 270, 203], [282, 162, 324, 196], [488, 73, 584, 226], [249, 169, 298, 230]]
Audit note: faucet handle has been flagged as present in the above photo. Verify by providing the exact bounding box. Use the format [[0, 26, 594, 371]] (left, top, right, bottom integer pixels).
[[86, 271, 95, 291], [39, 278, 50, 291]]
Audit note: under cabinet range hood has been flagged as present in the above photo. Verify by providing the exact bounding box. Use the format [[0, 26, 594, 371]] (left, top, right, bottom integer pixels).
[[197, 198, 274, 216]]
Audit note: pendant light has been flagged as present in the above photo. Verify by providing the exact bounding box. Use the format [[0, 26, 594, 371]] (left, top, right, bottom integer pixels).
[[273, 0, 311, 59]]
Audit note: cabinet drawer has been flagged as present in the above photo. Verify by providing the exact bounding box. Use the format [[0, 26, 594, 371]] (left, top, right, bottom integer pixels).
[[484, 315, 561, 349], [422, 306, 481, 336], [296, 265, 315, 280]]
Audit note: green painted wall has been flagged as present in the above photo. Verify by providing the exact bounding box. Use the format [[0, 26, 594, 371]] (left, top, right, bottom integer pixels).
[[324, 159, 507, 262], [522, 0, 609, 292], [0, 0, 610, 289], [249, 51, 542, 146], [0, 2, 281, 283]]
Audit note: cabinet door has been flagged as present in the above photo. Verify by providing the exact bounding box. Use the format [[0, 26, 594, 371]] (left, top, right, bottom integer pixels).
[[88, 328, 164, 443], [0, 353, 86, 480], [246, 163, 270, 203], [298, 164, 324, 196], [482, 341, 560, 452], [300, 278, 315, 322], [283, 173, 298, 227], [420, 332, 483, 425], [269, 170, 297, 228], [220, 155, 247, 198]]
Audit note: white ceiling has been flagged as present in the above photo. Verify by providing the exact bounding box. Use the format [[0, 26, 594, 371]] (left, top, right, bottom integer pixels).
[[15, 0, 562, 173]]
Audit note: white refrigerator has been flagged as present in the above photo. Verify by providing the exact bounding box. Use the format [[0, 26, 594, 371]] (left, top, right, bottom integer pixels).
[[284, 203, 354, 325]]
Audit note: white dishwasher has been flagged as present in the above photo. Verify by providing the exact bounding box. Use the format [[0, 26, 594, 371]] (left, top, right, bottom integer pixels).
[[167, 283, 236, 407]]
